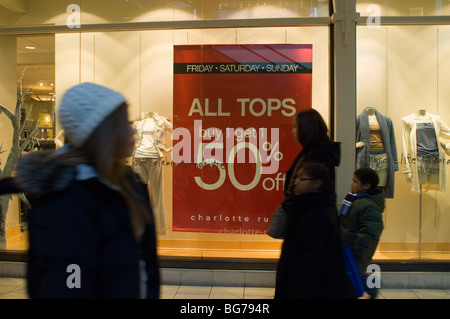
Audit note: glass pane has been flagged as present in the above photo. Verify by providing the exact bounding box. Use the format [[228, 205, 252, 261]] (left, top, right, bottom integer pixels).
[[357, 25, 450, 260], [0, 26, 329, 259], [357, 0, 450, 17], [66, 27, 328, 259], [165, 27, 329, 259], [0, 35, 55, 251], [0, 0, 330, 29]]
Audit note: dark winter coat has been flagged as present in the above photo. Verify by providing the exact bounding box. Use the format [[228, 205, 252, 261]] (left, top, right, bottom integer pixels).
[[0, 177, 23, 195], [15, 151, 160, 299], [284, 142, 341, 195], [340, 189, 384, 275], [275, 191, 357, 299]]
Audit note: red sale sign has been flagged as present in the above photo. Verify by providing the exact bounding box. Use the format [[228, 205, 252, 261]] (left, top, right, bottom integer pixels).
[[172, 44, 312, 234]]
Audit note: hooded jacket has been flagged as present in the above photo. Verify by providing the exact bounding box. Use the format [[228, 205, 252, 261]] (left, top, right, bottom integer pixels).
[[15, 150, 160, 299], [284, 142, 341, 195], [275, 191, 357, 299], [340, 189, 385, 276]]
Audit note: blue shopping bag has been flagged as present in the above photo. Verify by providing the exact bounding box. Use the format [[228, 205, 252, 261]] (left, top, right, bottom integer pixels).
[[343, 246, 365, 297]]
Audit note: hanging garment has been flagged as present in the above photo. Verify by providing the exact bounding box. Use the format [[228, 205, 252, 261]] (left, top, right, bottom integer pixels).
[[133, 158, 167, 235], [356, 108, 399, 198], [133, 114, 173, 235], [401, 112, 450, 192], [134, 115, 173, 159]]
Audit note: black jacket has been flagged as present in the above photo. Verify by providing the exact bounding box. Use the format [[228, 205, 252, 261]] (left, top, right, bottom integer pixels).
[[0, 177, 23, 195], [284, 142, 341, 194], [275, 191, 356, 299], [15, 151, 160, 299]]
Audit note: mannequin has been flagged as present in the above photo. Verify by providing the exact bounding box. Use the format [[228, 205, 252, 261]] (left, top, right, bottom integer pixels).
[[412, 109, 438, 185], [133, 111, 173, 235], [356, 107, 398, 198], [401, 109, 450, 192], [356, 108, 388, 186]]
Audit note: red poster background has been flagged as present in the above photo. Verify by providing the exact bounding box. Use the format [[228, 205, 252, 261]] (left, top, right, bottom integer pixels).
[[172, 44, 312, 234]]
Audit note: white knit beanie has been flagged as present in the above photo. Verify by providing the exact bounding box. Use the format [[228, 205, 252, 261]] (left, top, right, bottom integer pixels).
[[58, 82, 127, 148]]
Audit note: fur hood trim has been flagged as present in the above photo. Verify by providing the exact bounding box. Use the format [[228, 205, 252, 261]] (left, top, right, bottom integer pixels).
[[15, 151, 76, 196]]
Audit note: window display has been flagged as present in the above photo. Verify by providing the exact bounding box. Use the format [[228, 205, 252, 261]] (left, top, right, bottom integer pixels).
[[1, 0, 450, 264], [356, 107, 398, 198], [401, 109, 450, 193], [38, 26, 328, 260], [133, 112, 173, 235], [0, 35, 56, 250], [357, 25, 450, 260]]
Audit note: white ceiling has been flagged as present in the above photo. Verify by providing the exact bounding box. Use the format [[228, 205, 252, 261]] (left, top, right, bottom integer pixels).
[[17, 35, 54, 54]]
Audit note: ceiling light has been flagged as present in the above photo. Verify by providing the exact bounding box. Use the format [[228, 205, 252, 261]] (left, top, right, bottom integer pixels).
[[25, 46, 36, 50]]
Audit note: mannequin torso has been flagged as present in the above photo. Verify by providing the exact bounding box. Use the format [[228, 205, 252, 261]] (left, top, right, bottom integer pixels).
[[357, 107, 388, 187], [409, 109, 439, 185]]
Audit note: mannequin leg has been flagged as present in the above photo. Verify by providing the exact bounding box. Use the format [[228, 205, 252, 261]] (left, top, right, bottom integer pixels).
[[376, 169, 388, 187], [133, 159, 167, 235], [132, 159, 149, 183], [148, 159, 167, 236], [418, 173, 439, 185], [428, 173, 439, 185]]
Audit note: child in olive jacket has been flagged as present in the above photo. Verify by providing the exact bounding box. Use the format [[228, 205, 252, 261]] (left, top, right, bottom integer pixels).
[[340, 168, 384, 299]]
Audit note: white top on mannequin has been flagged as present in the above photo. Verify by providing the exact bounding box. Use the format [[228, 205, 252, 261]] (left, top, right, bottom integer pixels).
[[404, 108, 450, 183], [134, 111, 173, 158], [413, 108, 450, 151], [405, 109, 427, 183]]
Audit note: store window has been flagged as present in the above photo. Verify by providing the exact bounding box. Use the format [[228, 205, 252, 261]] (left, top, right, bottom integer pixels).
[[2, 1, 450, 264], [0, 35, 55, 251], [0, 1, 330, 261], [0, 0, 329, 28], [52, 26, 329, 260], [356, 2, 450, 260], [357, 0, 450, 17]]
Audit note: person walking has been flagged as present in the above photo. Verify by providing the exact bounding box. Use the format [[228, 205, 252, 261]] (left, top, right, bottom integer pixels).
[[275, 163, 357, 299], [15, 82, 159, 299], [340, 168, 384, 299], [284, 108, 341, 197]]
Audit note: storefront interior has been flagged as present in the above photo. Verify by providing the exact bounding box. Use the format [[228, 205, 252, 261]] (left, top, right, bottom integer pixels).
[[1, 1, 450, 267]]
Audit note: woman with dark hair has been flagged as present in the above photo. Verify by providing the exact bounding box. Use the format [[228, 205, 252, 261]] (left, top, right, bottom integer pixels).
[[284, 108, 341, 196], [275, 163, 356, 299], [15, 82, 159, 299]]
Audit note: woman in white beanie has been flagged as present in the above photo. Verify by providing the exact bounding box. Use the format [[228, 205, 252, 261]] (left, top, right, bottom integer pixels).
[[15, 82, 159, 299]]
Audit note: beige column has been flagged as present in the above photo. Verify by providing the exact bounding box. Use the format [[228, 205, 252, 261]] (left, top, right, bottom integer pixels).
[[332, 0, 360, 202]]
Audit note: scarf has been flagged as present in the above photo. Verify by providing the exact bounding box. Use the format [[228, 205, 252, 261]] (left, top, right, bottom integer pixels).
[[338, 192, 367, 217]]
